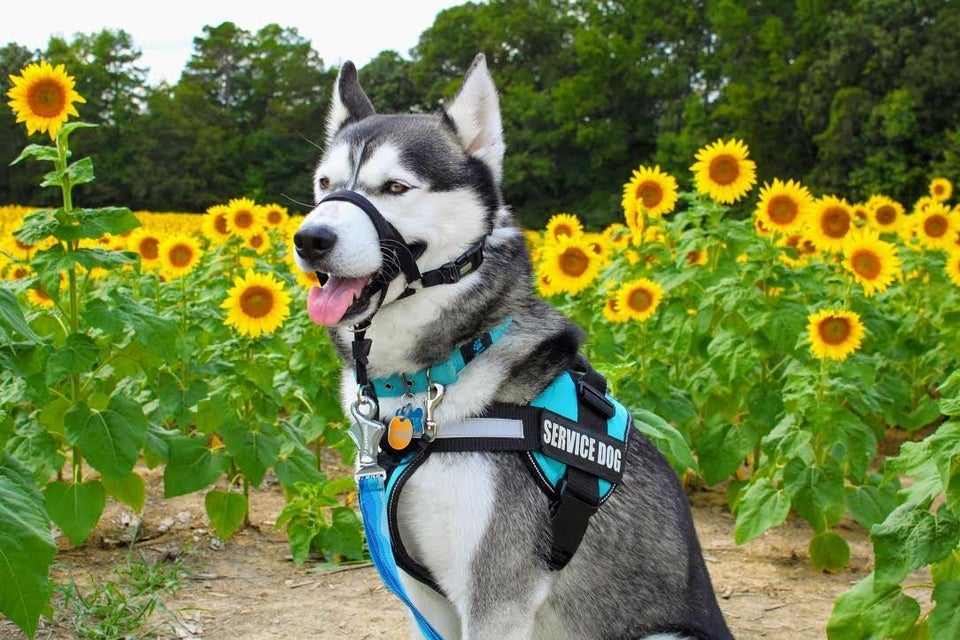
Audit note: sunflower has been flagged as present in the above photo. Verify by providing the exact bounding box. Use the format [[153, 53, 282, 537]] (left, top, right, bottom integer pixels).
[[225, 198, 264, 237], [545, 213, 584, 242], [583, 232, 612, 268], [841, 229, 901, 296], [946, 252, 960, 287], [615, 278, 664, 322], [914, 202, 960, 251], [604, 223, 631, 250], [538, 234, 601, 295], [622, 165, 679, 221], [221, 270, 292, 338], [807, 308, 865, 361], [601, 296, 628, 324], [261, 203, 289, 228], [754, 178, 813, 235], [127, 228, 163, 271], [865, 194, 904, 235], [6, 61, 86, 140], [690, 138, 757, 204], [686, 248, 708, 267], [536, 271, 563, 298], [202, 204, 233, 245], [778, 232, 819, 268], [807, 195, 853, 253], [930, 177, 953, 202], [159, 234, 203, 278], [244, 230, 272, 255], [26, 287, 55, 309]]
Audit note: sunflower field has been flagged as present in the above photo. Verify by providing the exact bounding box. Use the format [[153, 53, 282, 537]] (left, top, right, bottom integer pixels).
[[2, 62, 960, 639]]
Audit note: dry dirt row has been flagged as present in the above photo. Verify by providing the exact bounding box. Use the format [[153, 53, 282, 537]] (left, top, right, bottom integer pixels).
[[2, 464, 919, 640]]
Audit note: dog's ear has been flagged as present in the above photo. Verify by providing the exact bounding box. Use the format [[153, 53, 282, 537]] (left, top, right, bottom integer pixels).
[[444, 53, 505, 184], [325, 61, 376, 144]]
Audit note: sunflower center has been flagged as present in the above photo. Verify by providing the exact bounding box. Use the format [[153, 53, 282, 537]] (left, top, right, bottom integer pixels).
[[249, 235, 265, 249], [239, 285, 275, 318], [686, 250, 702, 265], [553, 224, 574, 240], [821, 207, 851, 238], [924, 215, 947, 238], [768, 195, 798, 226], [627, 288, 654, 312], [818, 317, 852, 345], [140, 237, 160, 260], [266, 210, 283, 225], [558, 248, 589, 277], [708, 155, 739, 186], [636, 180, 664, 209], [28, 80, 68, 118], [875, 205, 896, 226], [234, 211, 254, 229], [169, 244, 194, 268], [851, 249, 882, 280], [215, 214, 229, 235]]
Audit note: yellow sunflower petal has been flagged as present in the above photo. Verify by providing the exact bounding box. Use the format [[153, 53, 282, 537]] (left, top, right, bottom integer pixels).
[[807, 308, 865, 361], [690, 138, 757, 204]]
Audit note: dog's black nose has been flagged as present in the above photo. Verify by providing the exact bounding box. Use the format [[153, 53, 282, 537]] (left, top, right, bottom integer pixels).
[[294, 227, 338, 260]]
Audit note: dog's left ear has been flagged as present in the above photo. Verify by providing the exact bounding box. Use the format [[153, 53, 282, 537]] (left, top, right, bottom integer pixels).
[[444, 53, 505, 184], [325, 61, 376, 145]]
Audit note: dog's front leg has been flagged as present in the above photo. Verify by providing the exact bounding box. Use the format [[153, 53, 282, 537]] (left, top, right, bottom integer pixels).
[[398, 571, 462, 638]]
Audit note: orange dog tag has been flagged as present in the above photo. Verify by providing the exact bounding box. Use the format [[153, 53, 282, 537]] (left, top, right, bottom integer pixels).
[[388, 415, 414, 450]]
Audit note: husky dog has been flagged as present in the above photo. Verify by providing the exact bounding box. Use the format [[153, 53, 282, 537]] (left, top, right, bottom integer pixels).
[[293, 54, 733, 640]]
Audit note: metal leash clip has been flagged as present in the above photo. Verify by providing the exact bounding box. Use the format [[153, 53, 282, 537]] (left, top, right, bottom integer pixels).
[[349, 392, 386, 479], [423, 381, 445, 442]]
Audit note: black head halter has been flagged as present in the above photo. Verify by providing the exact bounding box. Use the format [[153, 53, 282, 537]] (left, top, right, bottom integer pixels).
[[317, 189, 487, 402]]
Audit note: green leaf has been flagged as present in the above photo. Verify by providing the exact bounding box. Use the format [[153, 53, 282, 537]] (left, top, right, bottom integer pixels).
[[40, 157, 95, 188], [64, 396, 147, 479], [809, 531, 851, 573], [827, 575, 920, 640], [319, 507, 365, 561], [163, 435, 229, 498], [221, 423, 281, 488], [734, 478, 791, 544], [845, 484, 897, 530], [929, 579, 960, 640], [274, 442, 324, 488], [698, 420, 759, 485], [873, 502, 960, 589], [45, 333, 100, 385], [204, 490, 248, 540], [43, 480, 106, 546], [101, 472, 146, 513], [632, 408, 698, 476], [0, 453, 56, 639], [285, 519, 316, 566], [56, 207, 140, 241], [9, 143, 58, 165], [783, 457, 844, 532], [0, 286, 41, 343]]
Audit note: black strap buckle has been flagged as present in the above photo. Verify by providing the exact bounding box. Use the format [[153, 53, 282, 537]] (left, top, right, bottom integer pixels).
[[420, 240, 485, 287], [546, 477, 600, 570], [577, 379, 616, 419]]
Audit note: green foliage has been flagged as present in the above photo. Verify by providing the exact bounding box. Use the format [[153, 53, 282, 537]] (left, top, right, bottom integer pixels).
[[275, 478, 364, 566]]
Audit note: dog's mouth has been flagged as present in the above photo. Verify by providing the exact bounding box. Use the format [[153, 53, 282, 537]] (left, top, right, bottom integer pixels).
[[306, 274, 375, 326]]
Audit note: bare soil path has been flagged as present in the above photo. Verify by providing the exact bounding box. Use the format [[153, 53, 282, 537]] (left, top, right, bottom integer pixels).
[[3, 465, 883, 640]]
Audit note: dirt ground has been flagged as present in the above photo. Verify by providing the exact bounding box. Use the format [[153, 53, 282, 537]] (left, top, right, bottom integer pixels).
[[1, 462, 907, 640]]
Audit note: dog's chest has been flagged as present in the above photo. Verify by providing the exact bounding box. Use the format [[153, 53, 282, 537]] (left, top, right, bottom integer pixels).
[[394, 453, 497, 601]]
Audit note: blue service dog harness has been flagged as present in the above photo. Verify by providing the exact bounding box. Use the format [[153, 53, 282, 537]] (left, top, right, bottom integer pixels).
[[347, 320, 631, 638], [317, 189, 630, 637]]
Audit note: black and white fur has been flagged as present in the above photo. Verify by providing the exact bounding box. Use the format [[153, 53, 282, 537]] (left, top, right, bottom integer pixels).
[[294, 54, 733, 640]]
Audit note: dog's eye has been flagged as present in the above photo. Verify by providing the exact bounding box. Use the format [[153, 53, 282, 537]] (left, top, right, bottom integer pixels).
[[317, 176, 331, 190], [385, 181, 411, 195]]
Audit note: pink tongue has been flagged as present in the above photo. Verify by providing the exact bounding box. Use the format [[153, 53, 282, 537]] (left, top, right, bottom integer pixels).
[[307, 277, 369, 325]]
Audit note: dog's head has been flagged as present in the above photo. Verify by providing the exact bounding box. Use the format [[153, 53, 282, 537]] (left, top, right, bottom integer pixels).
[[293, 54, 505, 328]]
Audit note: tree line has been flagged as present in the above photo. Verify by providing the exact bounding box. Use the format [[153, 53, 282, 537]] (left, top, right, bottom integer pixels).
[[2, 0, 958, 229]]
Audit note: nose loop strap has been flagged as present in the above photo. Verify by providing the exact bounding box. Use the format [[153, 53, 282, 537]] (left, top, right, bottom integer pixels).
[[319, 190, 423, 285]]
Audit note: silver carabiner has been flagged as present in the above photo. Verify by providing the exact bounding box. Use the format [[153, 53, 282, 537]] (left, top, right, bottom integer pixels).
[[348, 394, 386, 479], [423, 381, 445, 442]]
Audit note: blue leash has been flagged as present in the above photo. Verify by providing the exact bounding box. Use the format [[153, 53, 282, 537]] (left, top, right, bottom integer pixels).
[[358, 474, 445, 639]]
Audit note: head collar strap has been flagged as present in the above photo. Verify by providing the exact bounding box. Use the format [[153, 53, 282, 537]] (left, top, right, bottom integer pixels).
[[318, 189, 490, 403]]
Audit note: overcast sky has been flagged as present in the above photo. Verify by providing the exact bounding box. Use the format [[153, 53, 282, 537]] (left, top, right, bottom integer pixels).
[[2, 0, 462, 85]]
